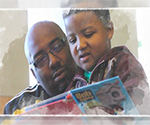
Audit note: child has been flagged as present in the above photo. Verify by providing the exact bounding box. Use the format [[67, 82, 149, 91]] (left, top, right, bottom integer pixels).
[[63, 9, 150, 114]]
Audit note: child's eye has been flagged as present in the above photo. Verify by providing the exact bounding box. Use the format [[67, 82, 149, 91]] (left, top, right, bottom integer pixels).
[[84, 32, 95, 38]]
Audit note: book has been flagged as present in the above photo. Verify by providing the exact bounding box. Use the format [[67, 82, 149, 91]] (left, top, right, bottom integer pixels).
[[70, 76, 139, 115], [22, 76, 138, 115]]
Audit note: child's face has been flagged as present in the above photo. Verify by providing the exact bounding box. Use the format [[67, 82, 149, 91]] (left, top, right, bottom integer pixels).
[[64, 11, 113, 71]]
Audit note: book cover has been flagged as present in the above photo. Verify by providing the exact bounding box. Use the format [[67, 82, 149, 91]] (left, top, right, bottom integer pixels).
[[70, 76, 139, 115]]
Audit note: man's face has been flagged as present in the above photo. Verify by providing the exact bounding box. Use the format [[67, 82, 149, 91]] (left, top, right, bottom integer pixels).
[[64, 11, 113, 71], [27, 24, 76, 96]]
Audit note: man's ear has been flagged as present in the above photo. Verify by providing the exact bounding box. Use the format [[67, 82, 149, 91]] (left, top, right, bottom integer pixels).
[[106, 21, 114, 40], [30, 68, 40, 84]]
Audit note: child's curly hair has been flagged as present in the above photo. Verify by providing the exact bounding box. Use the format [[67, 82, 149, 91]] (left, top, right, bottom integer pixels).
[[63, 9, 111, 27]]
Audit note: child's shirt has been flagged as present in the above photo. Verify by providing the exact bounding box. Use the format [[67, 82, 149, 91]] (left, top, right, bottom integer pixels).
[[74, 45, 150, 114]]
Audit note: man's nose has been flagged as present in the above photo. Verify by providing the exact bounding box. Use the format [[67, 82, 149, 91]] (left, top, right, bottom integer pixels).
[[76, 37, 88, 51], [48, 52, 60, 69]]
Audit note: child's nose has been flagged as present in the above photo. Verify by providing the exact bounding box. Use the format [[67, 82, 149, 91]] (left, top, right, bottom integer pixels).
[[77, 37, 88, 51]]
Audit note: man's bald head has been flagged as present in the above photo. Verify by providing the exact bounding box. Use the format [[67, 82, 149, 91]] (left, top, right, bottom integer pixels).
[[24, 21, 65, 64]]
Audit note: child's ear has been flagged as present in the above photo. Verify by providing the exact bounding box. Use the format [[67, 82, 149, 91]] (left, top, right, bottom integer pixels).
[[106, 21, 114, 40]]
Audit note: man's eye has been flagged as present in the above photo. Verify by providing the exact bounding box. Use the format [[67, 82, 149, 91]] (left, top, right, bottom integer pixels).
[[35, 55, 47, 67], [51, 42, 63, 53], [69, 38, 76, 44]]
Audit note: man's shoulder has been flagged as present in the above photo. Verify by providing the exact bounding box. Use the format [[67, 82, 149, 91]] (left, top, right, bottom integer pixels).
[[4, 84, 47, 114], [5, 84, 44, 107], [14, 84, 42, 98]]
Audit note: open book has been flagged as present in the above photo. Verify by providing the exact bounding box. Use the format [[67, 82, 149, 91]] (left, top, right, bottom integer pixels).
[[22, 76, 139, 115]]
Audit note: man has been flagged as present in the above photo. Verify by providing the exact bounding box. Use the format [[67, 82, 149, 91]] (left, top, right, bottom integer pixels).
[[4, 21, 85, 114]]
